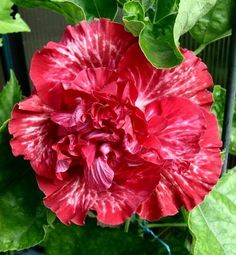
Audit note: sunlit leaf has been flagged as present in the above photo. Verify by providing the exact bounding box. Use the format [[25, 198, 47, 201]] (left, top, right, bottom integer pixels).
[[12, 0, 117, 23], [0, 0, 30, 34], [0, 70, 22, 127], [188, 170, 236, 255], [122, 0, 217, 68], [190, 0, 234, 49]]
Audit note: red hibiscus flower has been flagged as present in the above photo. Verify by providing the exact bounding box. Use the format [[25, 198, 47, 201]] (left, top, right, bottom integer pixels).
[[9, 19, 222, 225]]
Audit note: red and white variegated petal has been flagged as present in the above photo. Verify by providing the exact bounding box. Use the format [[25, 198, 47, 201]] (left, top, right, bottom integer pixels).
[[67, 67, 118, 94], [84, 156, 114, 191], [144, 97, 206, 160], [37, 157, 160, 225], [60, 19, 136, 70], [118, 44, 213, 110], [51, 102, 87, 128], [9, 95, 57, 178], [138, 108, 222, 221], [39, 177, 96, 225], [30, 19, 136, 105], [94, 159, 161, 225]]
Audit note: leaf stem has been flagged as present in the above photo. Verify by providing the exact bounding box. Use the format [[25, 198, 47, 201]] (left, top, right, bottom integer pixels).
[[124, 218, 131, 233], [194, 44, 206, 55], [147, 223, 187, 228], [153, 0, 158, 23]]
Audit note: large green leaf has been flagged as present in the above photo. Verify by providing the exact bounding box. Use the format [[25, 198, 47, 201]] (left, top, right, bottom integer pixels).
[[174, 0, 217, 39], [211, 85, 236, 155], [0, 0, 30, 34], [0, 70, 22, 127], [188, 170, 236, 255], [139, 15, 183, 68], [12, 0, 117, 24], [123, 0, 183, 68], [0, 124, 50, 252], [0, 75, 51, 251], [190, 0, 234, 49], [43, 219, 163, 255], [123, 0, 216, 68], [12, 0, 85, 23]]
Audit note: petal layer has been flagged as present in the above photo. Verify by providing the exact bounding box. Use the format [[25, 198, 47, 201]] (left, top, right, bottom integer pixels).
[[119, 44, 213, 110], [37, 158, 160, 225], [138, 110, 222, 220], [9, 95, 57, 177], [144, 97, 206, 160], [30, 19, 136, 105]]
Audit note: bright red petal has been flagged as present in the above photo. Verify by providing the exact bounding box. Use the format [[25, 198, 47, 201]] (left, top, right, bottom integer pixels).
[[119, 44, 213, 109], [138, 109, 222, 221], [30, 19, 136, 105], [67, 67, 118, 94], [9, 95, 57, 177], [37, 158, 160, 225], [144, 97, 206, 160], [84, 156, 114, 191]]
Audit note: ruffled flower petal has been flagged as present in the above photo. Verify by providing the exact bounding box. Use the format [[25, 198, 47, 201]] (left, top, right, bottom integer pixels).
[[37, 158, 160, 225], [9, 19, 222, 226], [118, 44, 213, 109], [138, 109, 222, 220], [144, 97, 206, 160], [9, 95, 57, 177], [30, 19, 136, 106], [84, 156, 114, 191]]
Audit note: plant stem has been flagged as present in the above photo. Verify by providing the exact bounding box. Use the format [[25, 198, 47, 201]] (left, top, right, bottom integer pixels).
[[194, 44, 206, 55], [124, 218, 131, 233], [147, 223, 187, 228]]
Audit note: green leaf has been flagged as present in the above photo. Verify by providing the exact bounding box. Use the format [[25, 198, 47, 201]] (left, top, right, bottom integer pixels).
[[0, 38, 2, 47], [0, 70, 22, 127], [140, 16, 183, 68], [190, 0, 234, 49], [44, 219, 161, 255], [140, 0, 155, 12], [139, 0, 184, 68], [188, 170, 236, 255], [211, 85, 236, 155], [122, 0, 183, 68], [123, 0, 216, 68], [75, 0, 118, 20], [154, 0, 178, 23], [0, 124, 50, 252], [0, 0, 30, 33], [174, 0, 217, 39], [12, 0, 85, 23], [211, 85, 225, 133], [123, 0, 146, 36], [12, 0, 118, 24]]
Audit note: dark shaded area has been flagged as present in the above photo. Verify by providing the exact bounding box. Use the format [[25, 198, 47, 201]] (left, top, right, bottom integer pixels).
[[0, 6, 30, 96], [221, 2, 236, 172], [0, 33, 30, 96]]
